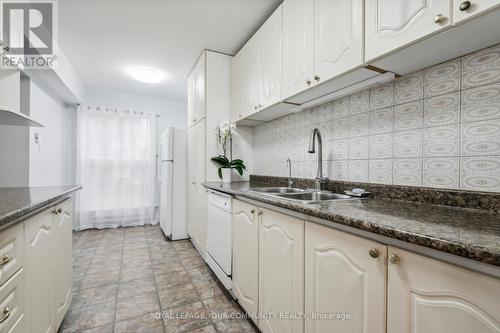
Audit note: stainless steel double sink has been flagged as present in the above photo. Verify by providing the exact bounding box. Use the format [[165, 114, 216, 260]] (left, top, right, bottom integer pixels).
[[243, 187, 356, 204]]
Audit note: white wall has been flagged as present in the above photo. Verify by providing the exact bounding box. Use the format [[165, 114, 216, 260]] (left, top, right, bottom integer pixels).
[[0, 125, 29, 187], [29, 79, 77, 186], [84, 87, 187, 140]]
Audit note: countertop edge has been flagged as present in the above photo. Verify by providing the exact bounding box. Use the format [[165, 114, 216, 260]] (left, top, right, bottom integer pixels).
[[202, 182, 500, 269], [0, 185, 82, 229]]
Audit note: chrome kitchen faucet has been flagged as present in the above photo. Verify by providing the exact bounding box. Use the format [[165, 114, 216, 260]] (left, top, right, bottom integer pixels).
[[308, 128, 329, 190]]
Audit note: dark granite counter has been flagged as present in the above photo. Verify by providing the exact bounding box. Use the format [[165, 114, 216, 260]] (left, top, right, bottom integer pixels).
[[0, 186, 82, 229], [203, 181, 500, 268]]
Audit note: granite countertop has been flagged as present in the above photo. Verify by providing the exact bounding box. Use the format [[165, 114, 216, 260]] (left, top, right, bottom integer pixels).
[[203, 181, 500, 267], [0, 185, 82, 229]]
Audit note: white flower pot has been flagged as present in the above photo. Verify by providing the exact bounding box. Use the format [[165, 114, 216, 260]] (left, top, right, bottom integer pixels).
[[221, 168, 232, 183]]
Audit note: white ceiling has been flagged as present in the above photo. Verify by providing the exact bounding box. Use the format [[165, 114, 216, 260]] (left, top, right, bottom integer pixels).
[[59, 0, 282, 102]]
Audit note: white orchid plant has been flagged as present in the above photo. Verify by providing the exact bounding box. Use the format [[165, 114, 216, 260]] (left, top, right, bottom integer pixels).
[[211, 120, 246, 179]]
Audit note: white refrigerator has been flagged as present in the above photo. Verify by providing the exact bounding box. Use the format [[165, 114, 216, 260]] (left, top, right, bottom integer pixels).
[[159, 127, 188, 240]]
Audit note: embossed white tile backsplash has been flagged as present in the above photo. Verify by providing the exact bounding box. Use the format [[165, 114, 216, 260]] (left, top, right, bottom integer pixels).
[[252, 44, 500, 192]]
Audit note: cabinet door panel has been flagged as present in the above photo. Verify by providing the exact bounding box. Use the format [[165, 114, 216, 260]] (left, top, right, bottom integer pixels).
[[259, 5, 282, 109], [187, 69, 195, 126], [305, 222, 386, 333], [192, 184, 207, 256], [232, 200, 259, 318], [314, 0, 363, 82], [230, 53, 244, 121], [53, 200, 73, 330], [282, 0, 314, 99], [241, 37, 260, 118], [453, 0, 500, 24], [366, 0, 452, 61], [25, 210, 54, 333], [259, 208, 304, 333], [387, 247, 500, 333], [192, 53, 206, 125]]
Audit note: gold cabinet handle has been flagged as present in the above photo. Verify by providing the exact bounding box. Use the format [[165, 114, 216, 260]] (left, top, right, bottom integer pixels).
[[368, 248, 379, 258], [434, 14, 445, 23], [0, 254, 10, 266], [250, 209, 255, 214], [306, 79, 312, 86], [52, 208, 62, 215], [459, 1, 471, 11], [314, 75, 320, 82], [0, 306, 11, 324], [389, 254, 400, 265], [257, 211, 263, 216]]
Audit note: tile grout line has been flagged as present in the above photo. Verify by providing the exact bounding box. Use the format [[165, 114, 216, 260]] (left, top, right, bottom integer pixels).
[[111, 229, 126, 332], [145, 226, 168, 333]]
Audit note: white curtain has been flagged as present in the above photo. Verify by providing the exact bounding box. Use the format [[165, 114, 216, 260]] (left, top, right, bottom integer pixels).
[[76, 105, 157, 230]]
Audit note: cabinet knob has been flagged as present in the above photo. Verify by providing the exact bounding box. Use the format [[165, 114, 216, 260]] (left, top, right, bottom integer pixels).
[[0, 306, 11, 324], [259, 104, 263, 108], [368, 248, 379, 258], [58, 208, 63, 214], [0, 254, 10, 266], [433, 14, 445, 23], [306, 79, 312, 86], [254, 106, 258, 110], [314, 75, 320, 82], [389, 254, 400, 265], [258, 211, 263, 216], [459, 1, 471, 11], [250, 209, 255, 214]]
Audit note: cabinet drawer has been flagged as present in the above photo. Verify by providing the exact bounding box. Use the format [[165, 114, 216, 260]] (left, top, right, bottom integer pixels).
[[0, 225, 24, 286], [0, 268, 24, 333]]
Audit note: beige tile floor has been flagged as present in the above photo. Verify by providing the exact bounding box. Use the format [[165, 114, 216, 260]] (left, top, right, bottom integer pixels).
[[59, 224, 259, 333]]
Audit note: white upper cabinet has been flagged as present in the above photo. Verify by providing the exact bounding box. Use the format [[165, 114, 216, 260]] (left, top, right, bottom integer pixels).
[[313, 0, 364, 84], [282, 0, 365, 100], [282, 0, 314, 99], [366, 0, 452, 62], [259, 5, 283, 109], [187, 53, 206, 128], [453, 0, 500, 23], [387, 247, 500, 333], [231, 5, 283, 121], [241, 36, 260, 119], [230, 51, 244, 121], [305, 222, 387, 333]]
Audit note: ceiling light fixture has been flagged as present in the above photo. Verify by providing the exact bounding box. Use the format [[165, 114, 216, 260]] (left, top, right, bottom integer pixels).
[[130, 67, 165, 84]]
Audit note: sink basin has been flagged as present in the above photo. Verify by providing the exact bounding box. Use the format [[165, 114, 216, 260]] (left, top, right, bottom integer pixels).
[[275, 192, 353, 203], [244, 187, 357, 204], [244, 187, 307, 194]]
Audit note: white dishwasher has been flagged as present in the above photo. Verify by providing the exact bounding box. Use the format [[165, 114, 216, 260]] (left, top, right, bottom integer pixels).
[[206, 190, 232, 290]]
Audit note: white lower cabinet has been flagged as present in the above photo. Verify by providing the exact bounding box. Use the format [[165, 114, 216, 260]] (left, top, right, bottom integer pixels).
[[258, 207, 304, 333], [0, 268, 25, 333], [305, 222, 387, 333], [232, 200, 259, 321], [387, 247, 500, 333], [25, 209, 54, 333], [25, 199, 73, 333], [232, 200, 500, 333], [52, 201, 73, 329]]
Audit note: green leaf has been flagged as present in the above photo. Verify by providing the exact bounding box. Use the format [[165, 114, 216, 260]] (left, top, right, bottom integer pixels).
[[233, 166, 244, 176], [217, 167, 222, 179], [211, 156, 230, 167]]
